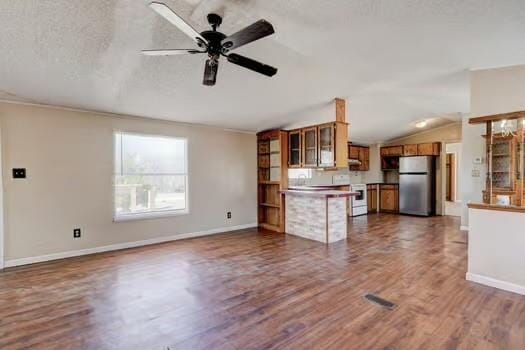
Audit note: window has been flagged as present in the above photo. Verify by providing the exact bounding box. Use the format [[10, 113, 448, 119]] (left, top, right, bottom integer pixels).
[[114, 132, 188, 221]]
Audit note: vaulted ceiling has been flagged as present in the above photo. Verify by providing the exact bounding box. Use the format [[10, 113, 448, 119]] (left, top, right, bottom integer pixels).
[[1, 0, 525, 142]]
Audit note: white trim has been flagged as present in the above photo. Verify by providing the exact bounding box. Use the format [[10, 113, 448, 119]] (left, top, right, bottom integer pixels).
[[0, 99, 255, 135], [4, 223, 257, 268], [112, 132, 190, 222], [466, 272, 525, 295], [460, 225, 469, 231], [114, 209, 189, 222]]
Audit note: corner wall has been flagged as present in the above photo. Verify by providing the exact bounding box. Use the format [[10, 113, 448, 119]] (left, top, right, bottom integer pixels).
[[0, 102, 257, 263], [461, 65, 525, 227]]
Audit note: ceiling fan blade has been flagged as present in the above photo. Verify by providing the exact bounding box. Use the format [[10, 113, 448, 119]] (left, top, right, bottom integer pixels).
[[141, 49, 205, 56], [203, 59, 218, 86], [227, 53, 277, 77], [221, 20, 274, 52], [149, 2, 207, 47]]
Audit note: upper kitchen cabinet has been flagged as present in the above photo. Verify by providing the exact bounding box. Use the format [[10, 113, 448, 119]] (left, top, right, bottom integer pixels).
[[286, 98, 348, 169], [287, 122, 348, 169], [403, 144, 418, 156], [380, 146, 403, 157], [302, 127, 318, 167], [288, 130, 302, 168], [318, 123, 335, 167], [348, 144, 370, 171], [381, 142, 440, 157], [417, 142, 441, 156]]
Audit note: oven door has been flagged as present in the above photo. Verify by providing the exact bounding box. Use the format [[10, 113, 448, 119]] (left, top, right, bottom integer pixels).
[[352, 188, 366, 207]]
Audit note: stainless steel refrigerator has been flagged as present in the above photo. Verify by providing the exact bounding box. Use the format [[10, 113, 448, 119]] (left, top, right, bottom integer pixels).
[[399, 156, 435, 216]]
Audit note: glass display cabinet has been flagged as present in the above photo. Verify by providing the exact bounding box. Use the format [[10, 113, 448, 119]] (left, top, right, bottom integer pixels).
[[470, 112, 525, 207]]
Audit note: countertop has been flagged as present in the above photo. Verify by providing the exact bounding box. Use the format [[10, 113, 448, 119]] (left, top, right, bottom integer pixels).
[[281, 189, 359, 198], [367, 183, 399, 186], [288, 185, 350, 191], [468, 202, 525, 213]]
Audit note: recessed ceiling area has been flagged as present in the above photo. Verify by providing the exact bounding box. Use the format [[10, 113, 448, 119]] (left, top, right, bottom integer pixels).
[[1, 0, 525, 142]]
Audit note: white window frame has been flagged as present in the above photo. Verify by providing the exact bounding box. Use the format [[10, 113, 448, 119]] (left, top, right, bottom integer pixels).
[[113, 131, 189, 222]]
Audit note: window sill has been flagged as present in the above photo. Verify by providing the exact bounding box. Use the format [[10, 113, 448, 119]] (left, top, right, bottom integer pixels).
[[114, 209, 189, 222]]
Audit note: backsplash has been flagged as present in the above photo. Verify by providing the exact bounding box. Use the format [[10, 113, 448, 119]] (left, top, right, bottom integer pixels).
[[288, 168, 364, 186]]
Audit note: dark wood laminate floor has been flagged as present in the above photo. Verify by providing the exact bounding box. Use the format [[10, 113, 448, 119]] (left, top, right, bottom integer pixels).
[[1, 214, 524, 349]]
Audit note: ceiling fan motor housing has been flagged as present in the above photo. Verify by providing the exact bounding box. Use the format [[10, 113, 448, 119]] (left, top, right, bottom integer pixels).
[[201, 30, 226, 56]]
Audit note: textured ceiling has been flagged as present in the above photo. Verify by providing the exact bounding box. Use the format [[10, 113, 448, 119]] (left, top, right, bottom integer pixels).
[[1, 0, 525, 142]]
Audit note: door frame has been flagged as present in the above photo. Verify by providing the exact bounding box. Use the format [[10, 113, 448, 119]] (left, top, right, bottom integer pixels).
[[445, 142, 462, 203]]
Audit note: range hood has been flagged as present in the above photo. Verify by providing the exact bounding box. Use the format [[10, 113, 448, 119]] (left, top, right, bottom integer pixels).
[[348, 159, 362, 165]]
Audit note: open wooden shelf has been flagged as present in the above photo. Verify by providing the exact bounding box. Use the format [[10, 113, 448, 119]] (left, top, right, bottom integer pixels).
[[258, 181, 280, 185], [257, 130, 288, 233]]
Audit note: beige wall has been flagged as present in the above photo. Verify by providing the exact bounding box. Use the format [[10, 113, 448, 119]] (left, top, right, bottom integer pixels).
[[0, 102, 257, 262], [386, 122, 462, 145], [461, 65, 525, 227]]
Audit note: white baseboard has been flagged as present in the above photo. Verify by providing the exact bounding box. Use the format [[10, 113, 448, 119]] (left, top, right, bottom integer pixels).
[[460, 225, 469, 231], [4, 223, 257, 268], [466, 272, 525, 295]]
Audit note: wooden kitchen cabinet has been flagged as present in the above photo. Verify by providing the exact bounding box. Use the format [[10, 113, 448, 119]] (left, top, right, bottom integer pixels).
[[418, 142, 441, 156], [349, 145, 360, 159], [286, 121, 348, 169], [348, 144, 370, 171], [288, 130, 302, 168], [367, 184, 378, 213], [381, 142, 440, 157], [379, 184, 399, 213], [403, 144, 418, 156], [380, 146, 403, 157], [359, 147, 370, 170], [318, 123, 335, 167], [302, 127, 318, 167]]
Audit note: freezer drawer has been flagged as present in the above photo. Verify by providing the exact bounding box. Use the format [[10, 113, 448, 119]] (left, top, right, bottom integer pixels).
[[399, 174, 432, 216]]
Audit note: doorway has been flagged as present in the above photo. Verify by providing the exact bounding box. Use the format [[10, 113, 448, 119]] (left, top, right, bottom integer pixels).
[[445, 143, 462, 217]]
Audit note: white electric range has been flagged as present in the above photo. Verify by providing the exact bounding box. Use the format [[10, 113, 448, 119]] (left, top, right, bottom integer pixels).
[[349, 183, 367, 217]]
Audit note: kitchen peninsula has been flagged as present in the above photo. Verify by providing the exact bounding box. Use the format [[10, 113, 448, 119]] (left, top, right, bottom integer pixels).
[[281, 189, 358, 243]]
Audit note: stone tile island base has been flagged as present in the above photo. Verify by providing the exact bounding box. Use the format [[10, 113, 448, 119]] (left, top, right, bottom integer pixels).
[[282, 190, 357, 244]]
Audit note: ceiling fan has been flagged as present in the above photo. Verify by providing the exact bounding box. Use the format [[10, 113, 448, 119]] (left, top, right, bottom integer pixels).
[[142, 2, 278, 86]]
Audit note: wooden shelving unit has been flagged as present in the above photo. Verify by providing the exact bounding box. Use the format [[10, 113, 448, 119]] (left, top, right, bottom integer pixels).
[[257, 129, 288, 233], [469, 111, 525, 207]]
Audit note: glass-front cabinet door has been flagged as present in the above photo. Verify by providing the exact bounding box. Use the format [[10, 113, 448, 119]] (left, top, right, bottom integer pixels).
[[318, 123, 335, 167], [288, 130, 302, 168], [485, 118, 525, 206], [490, 136, 513, 190], [302, 127, 318, 167]]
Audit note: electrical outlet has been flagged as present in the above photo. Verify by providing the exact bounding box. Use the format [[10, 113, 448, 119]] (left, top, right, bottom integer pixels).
[[12, 168, 26, 179], [73, 228, 81, 238], [227, 212, 232, 219]]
